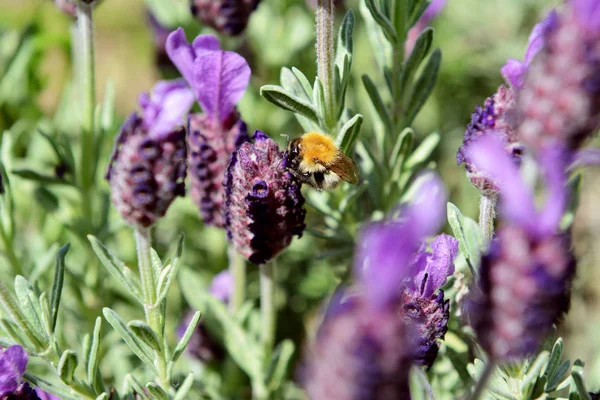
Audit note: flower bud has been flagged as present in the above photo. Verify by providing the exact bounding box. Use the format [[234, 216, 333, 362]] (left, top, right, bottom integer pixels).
[[191, 0, 261, 36], [224, 131, 306, 264]]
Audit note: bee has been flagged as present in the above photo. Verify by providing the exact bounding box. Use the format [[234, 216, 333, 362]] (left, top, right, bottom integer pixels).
[[285, 131, 359, 190]]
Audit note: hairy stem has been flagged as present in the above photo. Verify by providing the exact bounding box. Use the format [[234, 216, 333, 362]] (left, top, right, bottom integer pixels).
[[479, 194, 497, 243], [469, 360, 496, 400], [316, 0, 337, 133], [260, 261, 276, 359], [228, 246, 246, 313]]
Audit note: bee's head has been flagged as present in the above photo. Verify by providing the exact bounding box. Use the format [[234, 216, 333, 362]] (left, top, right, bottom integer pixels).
[[285, 137, 303, 169]]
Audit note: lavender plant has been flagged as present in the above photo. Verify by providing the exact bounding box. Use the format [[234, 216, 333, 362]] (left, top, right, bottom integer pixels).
[[0, 0, 598, 399]]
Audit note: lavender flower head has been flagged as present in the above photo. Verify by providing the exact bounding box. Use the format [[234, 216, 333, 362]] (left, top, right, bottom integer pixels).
[[191, 0, 261, 36], [178, 271, 232, 362], [166, 29, 251, 227], [406, 0, 447, 56], [465, 137, 575, 361], [517, 1, 600, 149], [457, 85, 523, 194], [106, 80, 194, 228], [224, 131, 306, 264], [403, 234, 458, 367], [0, 345, 43, 399], [303, 175, 447, 399]]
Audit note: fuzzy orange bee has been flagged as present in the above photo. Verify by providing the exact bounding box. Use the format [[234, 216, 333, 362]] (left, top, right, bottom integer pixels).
[[285, 132, 359, 190]]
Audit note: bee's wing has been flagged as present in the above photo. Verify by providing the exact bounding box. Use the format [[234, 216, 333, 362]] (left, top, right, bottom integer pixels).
[[327, 152, 359, 184]]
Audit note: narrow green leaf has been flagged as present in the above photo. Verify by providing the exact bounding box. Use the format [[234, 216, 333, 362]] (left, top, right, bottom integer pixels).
[[260, 85, 319, 123], [171, 311, 201, 363], [339, 181, 369, 214], [128, 320, 161, 352], [291, 67, 313, 99], [408, 0, 431, 28], [58, 350, 78, 383], [87, 317, 102, 391], [544, 338, 564, 381], [14, 276, 46, 342], [11, 169, 70, 185], [521, 351, 549, 392], [39, 293, 52, 336], [34, 187, 59, 213], [313, 78, 328, 129], [149, 248, 162, 281], [362, 74, 393, 133], [266, 340, 295, 391], [389, 128, 414, 169], [38, 129, 70, 170], [173, 373, 194, 400], [406, 49, 442, 125], [124, 374, 150, 400], [531, 376, 547, 399], [156, 233, 184, 304], [336, 10, 355, 70], [409, 366, 434, 400], [102, 308, 156, 371], [399, 27, 433, 96], [0, 281, 45, 350], [547, 360, 572, 392], [88, 235, 142, 302], [51, 243, 69, 333], [337, 55, 352, 118], [95, 394, 109, 400], [0, 318, 28, 345], [146, 383, 168, 400], [280, 67, 311, 102], [447, 202, 482, 276], [364, 0, 398, 44], [101, 80, 115, 132], [405, 132, 440, 169], [337, 114, 364, 155], [23, 372, 80, 400], [572, 360, 591, 400]]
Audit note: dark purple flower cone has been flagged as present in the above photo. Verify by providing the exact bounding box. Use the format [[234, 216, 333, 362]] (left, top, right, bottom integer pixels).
[[224, 131, 306, 264], [106, 114, 187, 228], [467, 225, 575, 361], [457, 85, 523, 195], [517, 6, 600, 149], [191, 0, 262, 36], [188, 112, 249, 227], [304, 300, 412, 400]]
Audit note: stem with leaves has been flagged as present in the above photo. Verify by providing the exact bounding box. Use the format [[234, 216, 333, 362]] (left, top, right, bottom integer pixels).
[[316, 0, 337, 133], [260, 261, 276, 360], [228, 246, 246, 313], [479, 194, 497, 243], [469, 360, 496, 400]]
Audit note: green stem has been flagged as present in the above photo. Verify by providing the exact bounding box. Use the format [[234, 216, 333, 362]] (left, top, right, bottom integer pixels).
[[0, 223, 23, 276], [316, 0, 337, 133], [228, 246, 246, 313], [479, 194, 497, 243], [259, 261, 276, 359], [76, 2, 96, 228], [469, 360, 496, 400]]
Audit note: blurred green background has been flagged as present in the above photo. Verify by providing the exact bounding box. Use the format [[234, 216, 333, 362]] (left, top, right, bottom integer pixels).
[[1, 0, 600, 392]]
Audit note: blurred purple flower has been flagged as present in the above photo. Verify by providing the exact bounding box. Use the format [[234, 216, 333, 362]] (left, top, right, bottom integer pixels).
[[406, 0, 447, 56], [166, 28, 252, 227], [457, 85, 523, 195], [465, 137, 575, 361], [224, 131, 306, 264], [303, 174, 448, 398], [403, 234, 458, 367], [0, 345, 44, 399], [106, 80, 193, 228], [517, 4, 600, 149], [191, 0, 261, 36], [209, 270, 233, 302], [501, 11, 557, 88], [35, 389, 61, 400]]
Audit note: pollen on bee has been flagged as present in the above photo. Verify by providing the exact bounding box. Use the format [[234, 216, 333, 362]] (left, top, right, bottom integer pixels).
[[300, 132, 339, 166]]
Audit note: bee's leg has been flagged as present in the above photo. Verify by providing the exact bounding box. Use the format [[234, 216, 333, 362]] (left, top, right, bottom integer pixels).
[[287, 168, 318, 189]]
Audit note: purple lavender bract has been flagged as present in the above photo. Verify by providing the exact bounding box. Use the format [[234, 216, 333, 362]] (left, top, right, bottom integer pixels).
[[0, 345, 41, 400], [224, 131, 305, 264], [166, 29, 252, 227], [107, 80, 193, 228], [191, 0, 261, 36]]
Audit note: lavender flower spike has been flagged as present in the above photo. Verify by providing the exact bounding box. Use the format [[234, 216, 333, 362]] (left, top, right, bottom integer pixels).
[[465, 137, 575, 362], [107, 80, 193, 228], [166, 29, 252, 227], [224, 131, 306, 264], [191, 0, 262, 36], [303, 174, 448, 399], [0, 345, 41, 399]]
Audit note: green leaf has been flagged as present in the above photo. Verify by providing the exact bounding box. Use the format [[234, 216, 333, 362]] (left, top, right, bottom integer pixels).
[[23, 372, 80, 400], [102, 308, 156, 371], [39, 293, 52, 336], [100, 80, 115, 133], [156, 233, 184, 305], [339, 181, 369, 214], [362, 74, 393, 133], [14, 276, 46, 342], [546, 360, 571, 393], [11, 169, 70, 185], [124, 374, 150, 400], [364, 0, 398, 44], [150, 248, 162, 281], [171, 311, 201, 363], [405, 48, 442, 125], [447, 202, 483, 276], [337, 114, 364, 155], [33, 186, 59, 213], [280, 67, 311, 102], [399, 27, 434, 97], [266, 339, 295, 391], [173, 373, 195, 400], [260, 85, 319, 123], [0, 281, 46, 350], [146, 383, 168, 400], [409, 366, 434, 400], [0, 317, 29, 345], [408, 0, 431, 29], [87, 317, 102, 392], [95, 394, 109, 400], [292, 67, 313, 99], [50, 243, 69, 334], [544, 338, 564, 381], [405, 132, 440, 169], [572, 360, 591, 400], [88, 235, 142, 302], [337, 55, 352, 118], [389, 128, 414, 169], [128, 320, 161, 352], [58, 350, 78, 383], [313, 78, 328, 130], [336, 10, 355, 70]]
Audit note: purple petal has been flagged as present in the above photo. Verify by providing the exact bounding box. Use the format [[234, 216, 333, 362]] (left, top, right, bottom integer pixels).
[[501, 59, 527, 88], [419, 234, 458, 298], [537, 146, 569, 236], [166, 28, 197, 94], [35, 388, 61, 400], [209, 271, 234, 303], [523, 18, 550, 65], [568, 147, 600, 170], [138, 80, 194, 139], [0, 345, 28, 397], [355, 174, 447, 309], [194, 49, 251, 122], [467, 136, 537, 231], [571, 0, 600, 34], [422, 0, 448, 24], [192, 34, 221, 57]]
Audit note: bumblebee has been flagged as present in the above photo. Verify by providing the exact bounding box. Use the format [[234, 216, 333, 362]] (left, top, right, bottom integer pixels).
[[285, 132, 359, 190]]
